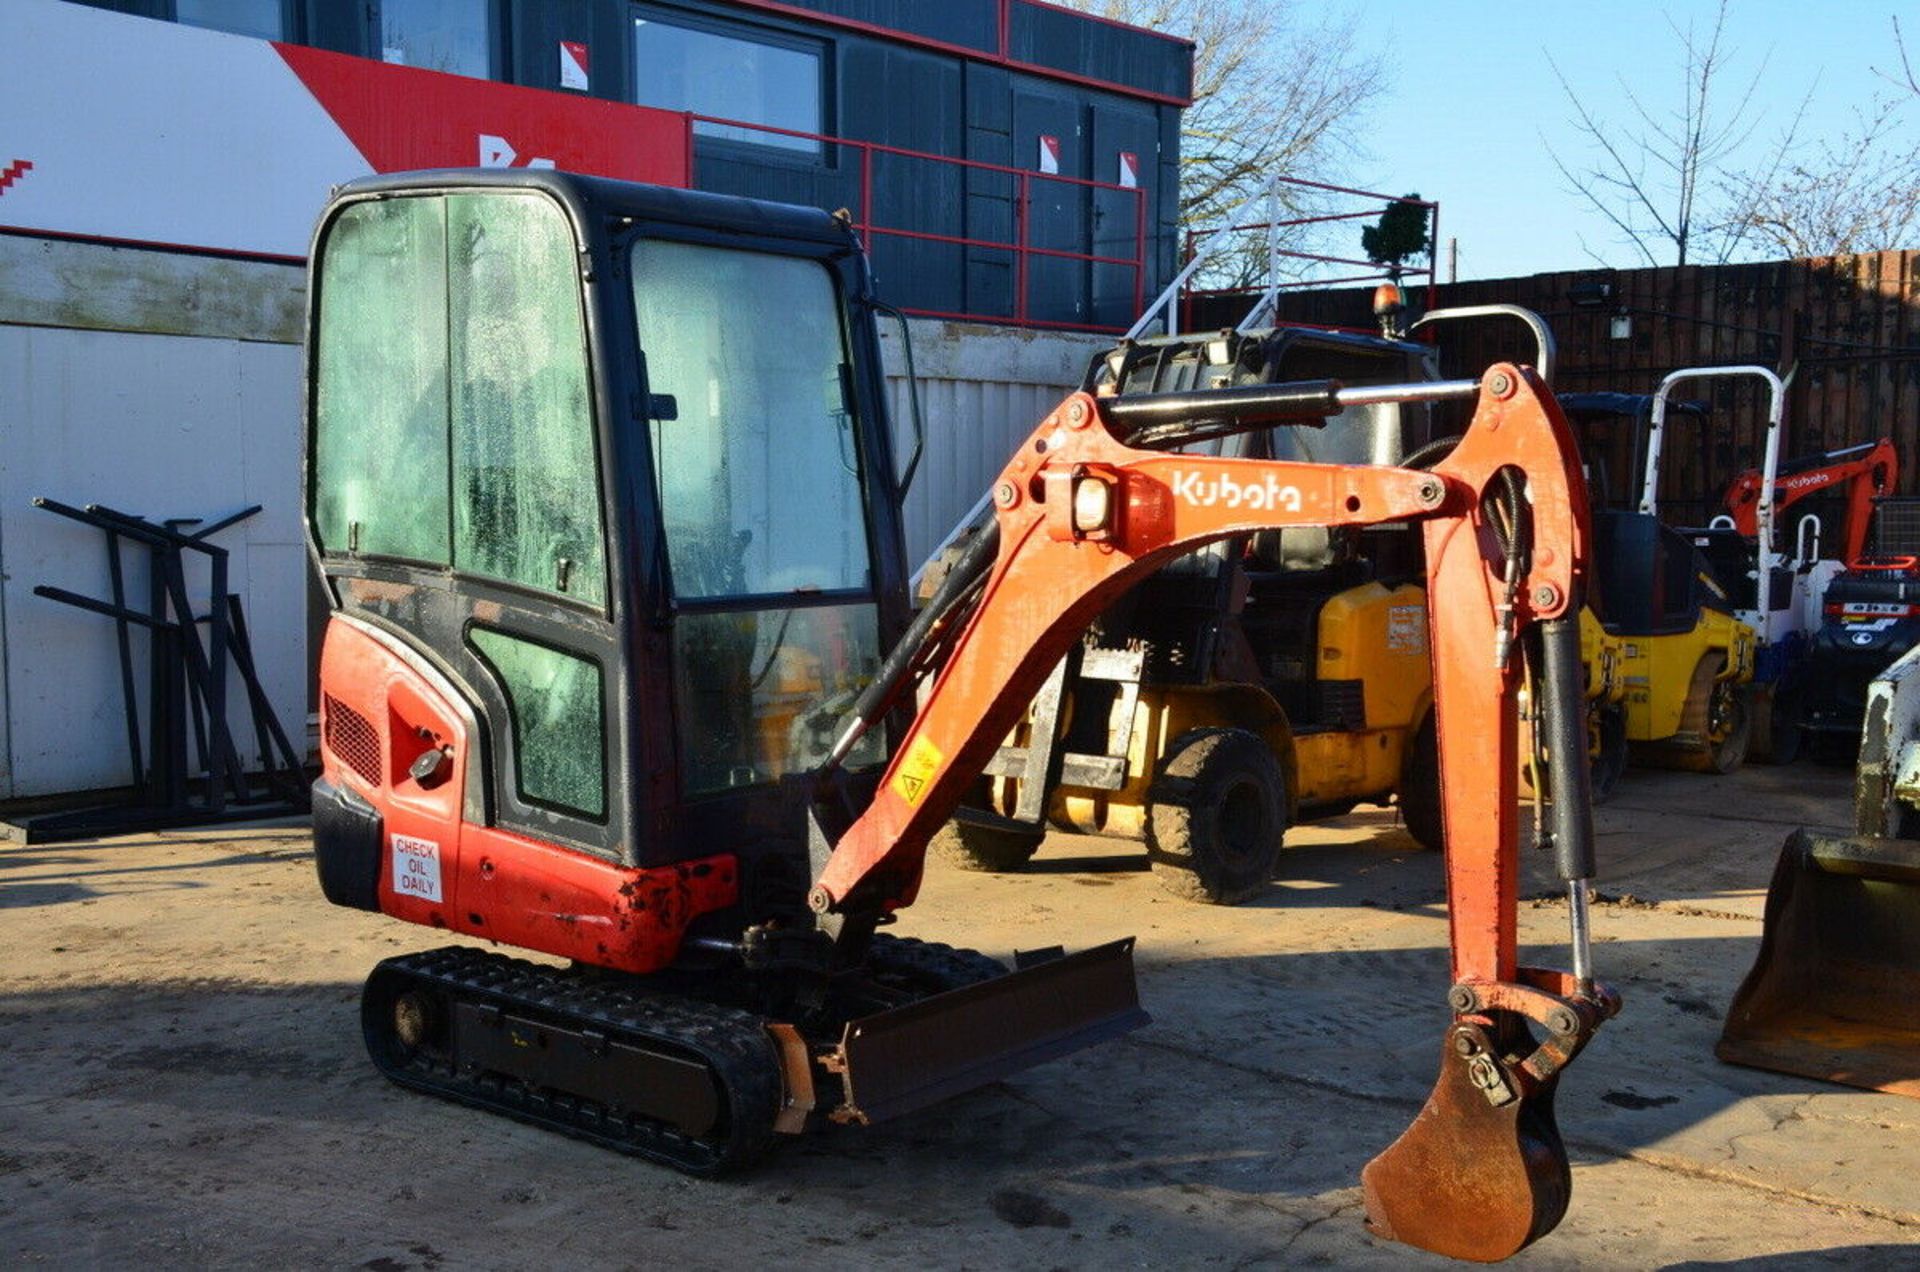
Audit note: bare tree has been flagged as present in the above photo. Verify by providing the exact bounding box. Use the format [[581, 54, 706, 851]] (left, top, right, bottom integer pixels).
[[1056, 1, 1385, 286], [1886, 14, 1919, 98], [1723, 99, 1920, 257], [1546, 0, 1799, 267], [1720, 15, 1920, 258]]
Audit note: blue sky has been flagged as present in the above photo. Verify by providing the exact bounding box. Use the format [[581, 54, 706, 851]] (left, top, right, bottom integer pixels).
[[1331, 1, 1916, 280]]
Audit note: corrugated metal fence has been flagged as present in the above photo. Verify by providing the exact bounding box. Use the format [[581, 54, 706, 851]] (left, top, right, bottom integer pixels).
[[883, 318, 1110, 566]]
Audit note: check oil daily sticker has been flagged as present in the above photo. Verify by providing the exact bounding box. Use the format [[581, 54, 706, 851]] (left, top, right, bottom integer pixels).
[[391, 834, 444, 903]]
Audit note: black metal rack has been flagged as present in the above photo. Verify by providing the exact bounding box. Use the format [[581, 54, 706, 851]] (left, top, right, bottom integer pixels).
[[4, 499, 310, 843]]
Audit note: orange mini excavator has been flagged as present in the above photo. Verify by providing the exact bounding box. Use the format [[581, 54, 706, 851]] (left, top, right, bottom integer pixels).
[[1723, 437, 1899, 568], [305, 170, 1616, 1262]]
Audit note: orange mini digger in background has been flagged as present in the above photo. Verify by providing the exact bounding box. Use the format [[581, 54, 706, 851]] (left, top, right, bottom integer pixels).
[[306, 169, 1616, 1262]]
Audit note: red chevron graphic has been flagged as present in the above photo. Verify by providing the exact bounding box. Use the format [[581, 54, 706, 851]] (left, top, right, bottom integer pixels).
[[0, 159, 32, 196]]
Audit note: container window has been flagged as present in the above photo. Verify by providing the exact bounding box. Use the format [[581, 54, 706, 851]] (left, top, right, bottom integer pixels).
[[469, 628, 607, 818], [382, 0, 491, 78], [175, 0, 285, 40], [633, 8, 822, 155]]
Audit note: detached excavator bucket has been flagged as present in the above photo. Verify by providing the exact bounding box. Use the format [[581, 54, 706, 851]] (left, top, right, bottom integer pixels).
[[1718, 830, 1920, 1096], [828, 937, 1148, 1124]]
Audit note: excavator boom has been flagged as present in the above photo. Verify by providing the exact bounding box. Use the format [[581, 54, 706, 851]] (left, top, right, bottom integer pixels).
[[812, 364, 1620, 1262]]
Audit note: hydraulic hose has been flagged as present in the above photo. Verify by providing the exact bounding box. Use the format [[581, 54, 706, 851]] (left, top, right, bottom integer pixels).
[[1402, 435, 1531, 583], [819, 521, 1001, 774]]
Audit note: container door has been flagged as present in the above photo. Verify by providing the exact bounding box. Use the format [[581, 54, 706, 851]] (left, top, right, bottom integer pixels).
[[1013, 86, 1088, 326], [1090, 103, 1157, 330]]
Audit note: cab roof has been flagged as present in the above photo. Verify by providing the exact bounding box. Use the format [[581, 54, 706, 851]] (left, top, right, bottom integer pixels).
[[322, 168, 859, 251]]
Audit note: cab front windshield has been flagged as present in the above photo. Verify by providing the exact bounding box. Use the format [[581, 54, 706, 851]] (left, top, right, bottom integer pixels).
[[632, 239, 883, 794]]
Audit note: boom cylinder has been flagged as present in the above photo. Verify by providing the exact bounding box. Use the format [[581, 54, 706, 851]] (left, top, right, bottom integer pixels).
[[1099, 378, 1344, 436], [1101, 377, 1481, 450]]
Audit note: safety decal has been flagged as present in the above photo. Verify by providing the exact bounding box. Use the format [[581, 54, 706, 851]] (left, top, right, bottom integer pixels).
[[391, 833, 444, 903], [559, 41, 590, 92], [892, 736, 945, 806], [1387, 605, 1426, 654]]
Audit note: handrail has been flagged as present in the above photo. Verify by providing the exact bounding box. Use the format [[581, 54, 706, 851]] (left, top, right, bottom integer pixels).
[[1640, 364, 1790, 641], [1412, 305, 1556, 385], [1128, 176, 1440, 340], [688, 112, 1149, 333]]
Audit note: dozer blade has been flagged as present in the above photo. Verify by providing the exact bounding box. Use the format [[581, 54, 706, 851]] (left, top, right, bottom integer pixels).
[[1361, 1019, 1572, 1263], [1718, 829, 1920, 1097], [828, 936, 1147, 1124]]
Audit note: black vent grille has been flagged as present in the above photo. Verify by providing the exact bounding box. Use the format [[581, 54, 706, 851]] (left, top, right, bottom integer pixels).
[[323, 694, 381, 787]]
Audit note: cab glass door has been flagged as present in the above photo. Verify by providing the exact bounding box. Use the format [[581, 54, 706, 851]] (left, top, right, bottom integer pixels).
[[631, 240, 885, 794]]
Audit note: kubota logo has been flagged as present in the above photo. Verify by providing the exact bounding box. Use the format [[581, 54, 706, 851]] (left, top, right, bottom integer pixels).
[[1169, 470, 1303, 512], [478, 134, 555, 170]]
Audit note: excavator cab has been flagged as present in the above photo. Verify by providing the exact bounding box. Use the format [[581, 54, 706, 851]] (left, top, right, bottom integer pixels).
[[309, 171, 912, 919]]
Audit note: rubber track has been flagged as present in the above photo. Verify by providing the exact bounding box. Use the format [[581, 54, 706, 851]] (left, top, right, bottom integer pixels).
[[866, 934, 1009, 991], [363, 946, 783, 1177]]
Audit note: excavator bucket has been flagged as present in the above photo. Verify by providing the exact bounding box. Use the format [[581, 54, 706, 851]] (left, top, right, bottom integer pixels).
[[826, 938, 1148, 1124], [1717, 830, 1920, 1096], [1361, 1020, 1573, 1264]]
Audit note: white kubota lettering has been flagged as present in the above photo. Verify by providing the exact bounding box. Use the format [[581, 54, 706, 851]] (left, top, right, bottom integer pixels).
[[1168, 470, 1303, 513]]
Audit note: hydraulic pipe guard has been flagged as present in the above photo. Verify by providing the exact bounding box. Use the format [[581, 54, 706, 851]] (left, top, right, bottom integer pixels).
[[812, 364, 1621, 1261]]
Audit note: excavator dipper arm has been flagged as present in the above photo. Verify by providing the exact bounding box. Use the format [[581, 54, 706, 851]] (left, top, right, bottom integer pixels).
[[813, 364, 1620, 1262]]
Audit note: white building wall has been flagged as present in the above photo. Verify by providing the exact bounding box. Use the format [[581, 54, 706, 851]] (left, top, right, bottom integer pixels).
[[0, 325, 307, 799]]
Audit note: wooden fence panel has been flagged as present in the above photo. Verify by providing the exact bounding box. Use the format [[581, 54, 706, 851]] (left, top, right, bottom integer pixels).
[[1220, 250, 1920, 508]]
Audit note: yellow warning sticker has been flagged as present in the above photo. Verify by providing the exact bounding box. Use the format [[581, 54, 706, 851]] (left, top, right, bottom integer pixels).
[[892, 736, 945, 805]]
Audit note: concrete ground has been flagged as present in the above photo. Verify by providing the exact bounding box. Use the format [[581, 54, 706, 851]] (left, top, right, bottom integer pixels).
[[2, 762, 1917, 1269]]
